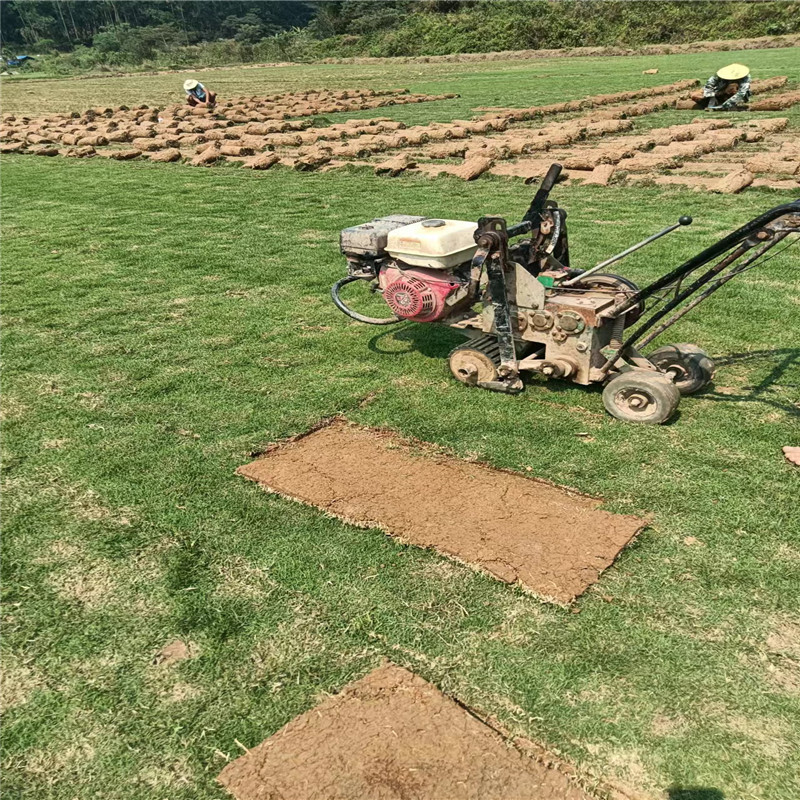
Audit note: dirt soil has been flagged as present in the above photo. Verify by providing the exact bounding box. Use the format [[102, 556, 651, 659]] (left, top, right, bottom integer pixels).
[[217, 662, 593, 800], [237, 420, 646, 603]]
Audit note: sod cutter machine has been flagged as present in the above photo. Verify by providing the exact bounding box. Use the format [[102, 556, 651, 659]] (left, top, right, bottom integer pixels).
[[333, 163, 800, 423]]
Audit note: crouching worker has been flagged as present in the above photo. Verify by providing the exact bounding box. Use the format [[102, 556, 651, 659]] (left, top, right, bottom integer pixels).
[[184, 78, 216, 108], [698, 63, 751, 111]]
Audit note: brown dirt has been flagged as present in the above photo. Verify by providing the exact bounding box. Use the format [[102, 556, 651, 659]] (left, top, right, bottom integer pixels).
[[243, 152, 280, 170], [425, 142, 468, 159], [750, 90, 800, 112], [294, 146, 333, 171], [63, 146, 96, 158], [629, 174, 715, 191], [97, 148, 141, 160], [767, 617, 800, 657], [711, 169, 754, 194], [6, 83, 795, 194], [450, 154, 494, 180], [152, 639, 199, 667], [618, 153, 681, 172], [375, 153, 416, 177], [237, 420, 645, 603], [581, 164, 616, 186], [131, 137, 162, 152], [490, 159, 562, 181], [752, 177, 800, 190], [745, 155, 800, 175], [217, 663, 592, 800], [679, 160, 735, 173], [147, 148, 182, 163], [191, 146, 220, 166]]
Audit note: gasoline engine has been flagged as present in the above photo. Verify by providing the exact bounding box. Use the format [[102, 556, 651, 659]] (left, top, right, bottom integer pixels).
[[332, 163, 800, 424]]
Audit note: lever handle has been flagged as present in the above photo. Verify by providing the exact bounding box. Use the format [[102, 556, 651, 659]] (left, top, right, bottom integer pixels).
[[562, 214, 694, 287], [539, 163, 563, 195], [523, 162, 563, 224]]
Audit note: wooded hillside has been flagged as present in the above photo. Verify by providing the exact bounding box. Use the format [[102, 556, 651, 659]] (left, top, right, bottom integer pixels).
[[1, 1, 797, 72]]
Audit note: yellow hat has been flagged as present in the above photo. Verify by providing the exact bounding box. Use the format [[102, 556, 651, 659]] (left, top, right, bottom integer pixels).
[[183, 79, 199, 91], [717, 63, 749, 81]]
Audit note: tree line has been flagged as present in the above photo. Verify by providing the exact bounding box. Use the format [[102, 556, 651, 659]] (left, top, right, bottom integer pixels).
[[0, 2, 314, 51], [0, 1, 797, 69]]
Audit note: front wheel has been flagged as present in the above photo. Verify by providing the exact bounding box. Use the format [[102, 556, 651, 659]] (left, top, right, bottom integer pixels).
[[602, 371, 680, 424], [648, 343, 715, 395]]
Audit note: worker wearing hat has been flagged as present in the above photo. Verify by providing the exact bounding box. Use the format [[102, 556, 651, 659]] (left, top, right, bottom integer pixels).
[[184, 78, 216, 108], [700, 63, 751, 111]]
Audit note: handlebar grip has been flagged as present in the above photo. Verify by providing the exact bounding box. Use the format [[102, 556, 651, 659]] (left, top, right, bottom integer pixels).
[[539, 162, 563, 195], [523, 162, 563, 224]]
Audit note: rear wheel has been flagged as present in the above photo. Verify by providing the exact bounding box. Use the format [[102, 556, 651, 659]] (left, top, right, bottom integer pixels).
[[648, 343, 715, 395], [603, 371, 680, 424], [449, 336, 500, 386]]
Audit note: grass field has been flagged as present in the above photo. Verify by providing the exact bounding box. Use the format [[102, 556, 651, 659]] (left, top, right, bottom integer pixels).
[[2, 46, 800, 800]]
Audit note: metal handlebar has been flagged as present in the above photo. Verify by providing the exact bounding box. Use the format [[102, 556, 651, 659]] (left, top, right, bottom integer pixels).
[[562, 215, 692, 287]]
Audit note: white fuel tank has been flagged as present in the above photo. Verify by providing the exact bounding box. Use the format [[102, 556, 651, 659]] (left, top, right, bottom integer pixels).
[[386, 219, 478, 270]]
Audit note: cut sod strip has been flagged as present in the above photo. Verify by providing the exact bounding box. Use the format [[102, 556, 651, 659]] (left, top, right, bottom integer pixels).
[[238, 420, 646, 603], [218, 663, 591, 800]]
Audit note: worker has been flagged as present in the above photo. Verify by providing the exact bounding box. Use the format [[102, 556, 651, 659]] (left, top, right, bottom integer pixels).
[[183, 78, 216, 108], [699, 63, 751, 111]]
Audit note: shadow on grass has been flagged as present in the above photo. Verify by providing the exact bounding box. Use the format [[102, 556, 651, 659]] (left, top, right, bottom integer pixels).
[[368, 322, 466, 358], [701, 346, 800, 416], [667, 787, 725, 800], [369, 329, 798, 419]]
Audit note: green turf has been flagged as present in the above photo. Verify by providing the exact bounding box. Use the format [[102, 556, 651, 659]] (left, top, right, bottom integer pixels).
[[3, 43, 799, 121], [2, 47, 800, 800]]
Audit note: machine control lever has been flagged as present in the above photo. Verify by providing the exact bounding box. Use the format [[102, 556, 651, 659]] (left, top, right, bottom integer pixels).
[[562, 215, 692, 287]]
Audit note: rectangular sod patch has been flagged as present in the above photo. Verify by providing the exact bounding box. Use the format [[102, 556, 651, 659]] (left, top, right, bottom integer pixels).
[[218, 663, 592, 800], [238, 421, 645, 603]]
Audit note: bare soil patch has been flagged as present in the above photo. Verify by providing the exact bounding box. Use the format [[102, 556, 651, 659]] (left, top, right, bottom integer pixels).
[[152, 639, 199, 667], [237, 420, 645, 603], [218, 663, 592, 800], [767, 617, 800, 659]]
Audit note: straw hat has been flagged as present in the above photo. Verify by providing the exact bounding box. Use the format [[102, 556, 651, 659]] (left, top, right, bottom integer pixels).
[[717, 64, 749, 81], [183, 79, 199, 91]]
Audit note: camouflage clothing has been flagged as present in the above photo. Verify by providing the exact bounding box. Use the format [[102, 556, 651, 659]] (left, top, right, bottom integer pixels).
[[702, 73, 751, 109]]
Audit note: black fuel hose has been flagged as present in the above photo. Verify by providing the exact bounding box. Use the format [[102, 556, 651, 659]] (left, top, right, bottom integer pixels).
[[331, 275, 402, 325]]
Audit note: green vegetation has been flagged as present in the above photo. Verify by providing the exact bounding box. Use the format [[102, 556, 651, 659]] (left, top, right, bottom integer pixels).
[[3, 41, 798, 119], [307, 0, 800, 59], [2, 1, 799, 75], [2, 48, 800, 799]]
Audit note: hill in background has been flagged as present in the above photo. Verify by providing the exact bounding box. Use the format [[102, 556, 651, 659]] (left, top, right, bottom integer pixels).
[[1, 0, 799, 73]]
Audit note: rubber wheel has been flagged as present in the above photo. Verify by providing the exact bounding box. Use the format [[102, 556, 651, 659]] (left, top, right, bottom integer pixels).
[[648, 343, 715, 395], [449, 346, 499, 386], [570, 273, 644, 325], [603, 371, 680, 424]]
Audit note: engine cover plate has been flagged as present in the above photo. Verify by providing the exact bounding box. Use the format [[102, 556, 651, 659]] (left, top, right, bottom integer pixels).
[[340, 216, 427, 258], [380, 264, 464, 322]]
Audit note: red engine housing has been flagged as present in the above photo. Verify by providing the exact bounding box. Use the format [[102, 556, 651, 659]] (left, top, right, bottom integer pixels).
[[379, 264, 465, 323]]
